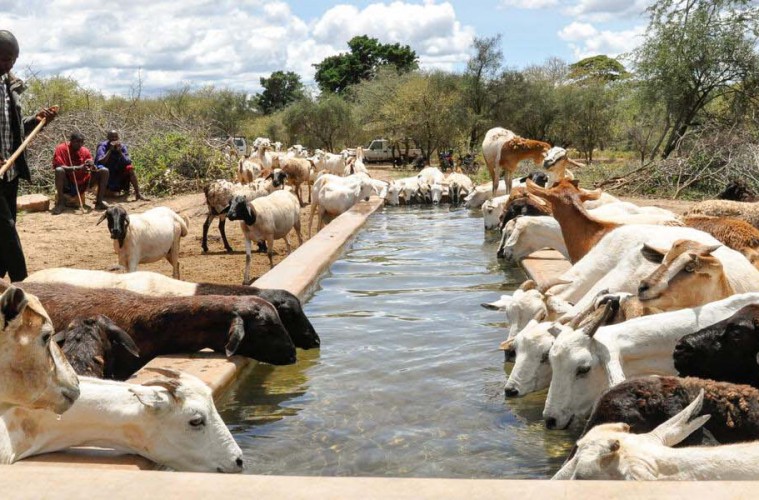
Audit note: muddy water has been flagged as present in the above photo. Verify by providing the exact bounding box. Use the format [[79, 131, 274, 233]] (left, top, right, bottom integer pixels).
[[220, 206, 576, 478]]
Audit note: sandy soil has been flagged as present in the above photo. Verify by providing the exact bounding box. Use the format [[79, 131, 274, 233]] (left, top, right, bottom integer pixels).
[[13, 165, 697, 285]]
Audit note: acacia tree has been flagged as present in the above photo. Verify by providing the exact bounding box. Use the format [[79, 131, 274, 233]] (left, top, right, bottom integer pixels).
[[635, 0, 759, 158], [282, 95, 355, 151], [256, 71, 304, 115], [313, 35, 418, 94], [463, 35, 503, 149]]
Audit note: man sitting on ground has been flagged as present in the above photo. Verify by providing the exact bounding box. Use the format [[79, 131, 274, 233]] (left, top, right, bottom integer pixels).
[[95, 130, 148, 201], [51, 132, 109, 215]]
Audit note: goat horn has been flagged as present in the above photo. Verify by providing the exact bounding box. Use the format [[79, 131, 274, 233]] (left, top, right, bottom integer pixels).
[[96, 212, 108, 225], [538, 277, 571, 294], [142, 378, 181, 400], [650, 389, 711, 447], [568, 158, 585, 168], [581, 298, 618, 338]]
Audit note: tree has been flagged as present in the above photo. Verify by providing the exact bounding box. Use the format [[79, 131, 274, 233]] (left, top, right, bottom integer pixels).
[[463, 35, 503, 150], [635, 0, 759, 158], [568, 55, 630, 84], [282, 95, 355, 151], [256, 71, 304, 115], [313, 35, 418, 94]]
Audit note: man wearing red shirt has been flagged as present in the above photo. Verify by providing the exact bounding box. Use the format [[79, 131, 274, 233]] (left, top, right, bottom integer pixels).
[[51, 132, 109, 215]]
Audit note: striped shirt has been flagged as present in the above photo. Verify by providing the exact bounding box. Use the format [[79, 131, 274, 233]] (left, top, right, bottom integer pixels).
[[0, 76, 15, 182]]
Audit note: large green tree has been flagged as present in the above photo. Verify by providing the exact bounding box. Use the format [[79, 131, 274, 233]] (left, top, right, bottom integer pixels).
[[635, 0, 759, 158], [462, 35, 503, 149], [256, 71, 304, 115], [568, 55, 629, 84], [313, 35, 418, 94], [282, 94, 355, 150]]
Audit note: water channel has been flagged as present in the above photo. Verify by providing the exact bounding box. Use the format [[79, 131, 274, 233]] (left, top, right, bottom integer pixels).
[[219, 206, 577, 478]]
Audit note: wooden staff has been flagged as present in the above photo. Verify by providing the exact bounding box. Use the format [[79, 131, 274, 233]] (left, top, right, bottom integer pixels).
[[0, 105, 58, 178], [62, 133, 86, 215]]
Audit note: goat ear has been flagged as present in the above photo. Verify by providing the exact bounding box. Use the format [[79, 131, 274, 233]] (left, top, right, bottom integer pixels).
[[578, 188, 602, 201], [129, 385, 173, 410], [225, 312, 246, 357], [96, 212, 108, 225], [640, 243, 667, 263], [520, 279, 538, 291], [99, 316, 140, 358], [0, 286, 28, 328], [699, 244, 721, 256], [499, 338, 515, 351]]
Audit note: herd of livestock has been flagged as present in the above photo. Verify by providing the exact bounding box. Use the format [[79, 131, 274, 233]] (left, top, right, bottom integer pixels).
[[8, 125, 759, 481]]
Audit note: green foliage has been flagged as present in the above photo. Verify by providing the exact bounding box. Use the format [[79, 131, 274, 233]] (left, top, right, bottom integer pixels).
[[313, 35, 418, 94], [568, 55, 630, 84], [282, 94, 356, 150], [635, 0, 759, 158], [256, 71, 304, 115]]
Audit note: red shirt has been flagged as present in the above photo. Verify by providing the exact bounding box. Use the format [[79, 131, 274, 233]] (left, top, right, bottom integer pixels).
[[53, 143, 93, 188]]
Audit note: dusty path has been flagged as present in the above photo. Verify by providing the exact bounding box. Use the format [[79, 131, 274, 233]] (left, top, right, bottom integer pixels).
[[14, 165, 697, 285]]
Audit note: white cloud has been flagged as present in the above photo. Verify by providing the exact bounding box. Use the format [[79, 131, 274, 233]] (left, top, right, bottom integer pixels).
[[565, 0, 651, 22], [0, 1, 475, 96], [559, 22, 646, 60], [500, 0, 560, 9]]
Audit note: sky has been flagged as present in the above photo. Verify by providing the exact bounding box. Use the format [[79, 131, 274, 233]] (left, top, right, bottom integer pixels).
[[1, 0, 653, 97]]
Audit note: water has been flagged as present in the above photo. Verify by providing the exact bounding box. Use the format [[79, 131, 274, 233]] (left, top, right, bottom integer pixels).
[[219, 206, 576, 478]]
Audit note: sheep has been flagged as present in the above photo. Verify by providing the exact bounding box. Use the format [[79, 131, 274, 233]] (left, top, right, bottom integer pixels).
[[309, 175, 374, 235], [201, 176, 282, 253], [13, 281, 297, 380], [578, 376, 759, 450], [226, 190, 303, 280], [673, 304, 759, 386], [25, 268, 321, 349], [272, 155, 312, 207], [717, 179, 757, 202], [542, 292, 759, 430], [0, 283, 80, 414], [554, 390, 759, 480], [0, 369, 244, 472], [237, 156, 263, 184], [97, 205, 189, 279], [482, 127, 550, 194], [310, 149, 346, 176], [682, 215, 759, 266], [686, 199, 759, 229], [54, 315, 140, 378]]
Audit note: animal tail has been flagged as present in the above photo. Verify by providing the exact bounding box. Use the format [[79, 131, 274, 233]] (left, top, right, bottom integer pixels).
[[176, 213, 190, 237]]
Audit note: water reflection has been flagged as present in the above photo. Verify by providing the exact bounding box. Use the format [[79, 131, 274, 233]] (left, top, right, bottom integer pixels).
[[222, 206, 577, 478]]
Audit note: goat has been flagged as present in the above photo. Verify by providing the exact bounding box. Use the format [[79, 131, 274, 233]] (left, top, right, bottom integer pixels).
[[717, 179, 757, 202], [497, 188, 552, 230], [542, 146, 579, 184], [201, 177, 281, 253], [481, 280, 547, 360], [497, 216, 569, 261], [310, 176, 374, 234], [227, 190, 303, 280], [310, 149, 346, 176], [482, 127, 550, 194], [0, 369, 244, 472], [674, 304, 759, 386], [686, 199, 759, 229], [0, 282, 79, 414], [97, 205, 189, 279], [579, 376, 759, 450], [554, 390, 759, 480], [682, 215, 759, 266], [385, 180, 401, 206], [13, 281, 297, 380], [483, 194, 511, 231], [542, 293, 759, 430], [446, 170, 474, 205], [25, 268, 321, 349], [55, 315, 140, 378], [237, 156, 263, 184]]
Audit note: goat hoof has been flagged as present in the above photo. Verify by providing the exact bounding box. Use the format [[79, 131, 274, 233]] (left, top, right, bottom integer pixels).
[[225, 247, 234, 254]]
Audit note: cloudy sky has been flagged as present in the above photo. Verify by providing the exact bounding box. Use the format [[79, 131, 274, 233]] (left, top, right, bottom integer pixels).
[[1, 0, 652, 96]]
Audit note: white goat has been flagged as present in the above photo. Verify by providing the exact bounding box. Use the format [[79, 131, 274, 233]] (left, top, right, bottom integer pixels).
[[543, 292, 759, 430], [311, 150, 346, 176], [497, 216, 569, 261], [97, 206, 189, 279], [483, 195, 511, 230], [385, 180, 402, 206], [446, 171, 474, 205], [553, 390, 759, 480], [226, 190, 303, 280], [309, 176, 374, 236], [418, 166, 445, 185], [0, 370, 244, 472]]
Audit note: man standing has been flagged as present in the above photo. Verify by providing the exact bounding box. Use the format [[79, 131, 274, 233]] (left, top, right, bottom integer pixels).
[[95, 130, 148, 201], [51, 132, 109, 215], [0, 30, 57, 281]]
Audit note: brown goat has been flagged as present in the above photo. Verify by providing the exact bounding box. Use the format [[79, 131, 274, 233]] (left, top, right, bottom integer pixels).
[[273, 156, 312, 207], [10, 282, 297, 380], [683, 215, 759, 268], [526, 178, 619, 262], [482, 127, 550, 194]]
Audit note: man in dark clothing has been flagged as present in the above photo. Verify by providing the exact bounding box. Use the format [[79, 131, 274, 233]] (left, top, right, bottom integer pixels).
[[95, 130, 148, 201], [0, 30, 57, 281]]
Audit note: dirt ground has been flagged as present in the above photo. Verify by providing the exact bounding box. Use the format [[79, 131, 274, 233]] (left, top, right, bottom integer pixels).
[[14, 165, 696, 285]]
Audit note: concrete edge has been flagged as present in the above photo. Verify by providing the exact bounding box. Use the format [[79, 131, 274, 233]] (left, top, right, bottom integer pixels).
[[17, 197, 384, 469], [519, 249, 572, 288]]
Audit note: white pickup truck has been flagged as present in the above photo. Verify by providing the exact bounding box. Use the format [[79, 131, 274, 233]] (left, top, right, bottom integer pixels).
[[363, 139, 422, 163]]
